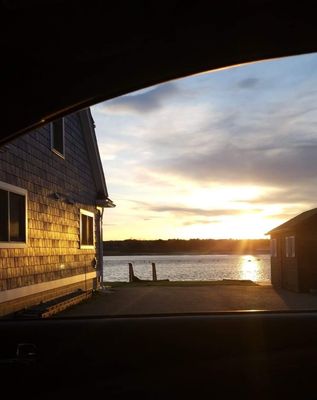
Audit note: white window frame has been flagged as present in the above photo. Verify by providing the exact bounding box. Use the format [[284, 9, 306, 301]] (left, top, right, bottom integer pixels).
[[80, 209, 95, 249], [270, 238, 277, 257], [50, 118, 65, 158], [0, 181, 27, 248], [285, 235, 295, 258]]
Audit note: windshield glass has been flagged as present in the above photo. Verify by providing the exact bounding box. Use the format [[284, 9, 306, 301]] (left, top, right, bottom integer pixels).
[[1, 52, 317, 319]]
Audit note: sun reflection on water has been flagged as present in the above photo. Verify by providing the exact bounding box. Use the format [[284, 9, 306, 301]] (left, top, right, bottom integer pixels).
[[238, 255, 262, 281]]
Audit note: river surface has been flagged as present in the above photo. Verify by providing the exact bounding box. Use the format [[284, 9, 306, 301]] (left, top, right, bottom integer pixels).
[[103, 254, 271, 282]]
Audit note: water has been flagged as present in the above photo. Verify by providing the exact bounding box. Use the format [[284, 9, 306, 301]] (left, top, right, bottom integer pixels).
[[103, 254, 271, 283]]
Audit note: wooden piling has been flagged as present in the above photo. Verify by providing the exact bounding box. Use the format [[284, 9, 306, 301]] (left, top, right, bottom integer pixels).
[[152, 262, 157, 281], [128, 263, 134, 282]]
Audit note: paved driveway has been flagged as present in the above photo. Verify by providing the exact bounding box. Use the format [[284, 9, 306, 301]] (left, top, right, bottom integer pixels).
[[59, 284, 317, 316]]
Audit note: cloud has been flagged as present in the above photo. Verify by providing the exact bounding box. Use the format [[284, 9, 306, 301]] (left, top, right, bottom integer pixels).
[[237, 77, 260, 89], [182, 219, 220, 226], [97, 81, 317, 211], [138, 203, 262, 218], [129, 199, 259, 218], [149, 206, 242, 216], [98, 142, 128, 161], [100, 82, 179, 114], [92, 53, 317, 241], [247, 186, 317, 207], [155, 142, 317, 190], [148, 107, 317, 189]]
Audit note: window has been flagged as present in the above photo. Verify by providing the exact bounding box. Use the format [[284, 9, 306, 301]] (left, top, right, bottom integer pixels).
[[51, 118, 65, 157], [0, 182, 27, 247], [270, 238, 277, 257], [285, 236, 295, 257], [80, 209, 94, 248]]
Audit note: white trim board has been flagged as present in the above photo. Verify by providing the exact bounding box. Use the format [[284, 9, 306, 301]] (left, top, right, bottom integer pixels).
[[0, 271, 96, 303]]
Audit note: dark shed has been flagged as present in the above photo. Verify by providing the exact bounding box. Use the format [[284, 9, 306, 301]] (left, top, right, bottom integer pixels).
[[267, 208, 317, 292]]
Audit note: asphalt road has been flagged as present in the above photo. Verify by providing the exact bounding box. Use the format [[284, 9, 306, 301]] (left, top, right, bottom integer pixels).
[[59, 284, 317, 316]]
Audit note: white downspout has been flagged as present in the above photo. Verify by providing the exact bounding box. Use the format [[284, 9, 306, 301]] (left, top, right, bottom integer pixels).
[[99, 207, 105, 288]]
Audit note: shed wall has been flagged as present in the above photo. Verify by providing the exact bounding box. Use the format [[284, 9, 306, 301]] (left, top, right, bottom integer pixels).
[[296, 224, 317, 292], [270, 236, 282, 287], [271, 232, 299, 292]]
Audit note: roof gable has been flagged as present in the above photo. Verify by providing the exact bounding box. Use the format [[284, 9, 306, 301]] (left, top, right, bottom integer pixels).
[[78, 109, 111, 206], [267, 208, 317, 235]]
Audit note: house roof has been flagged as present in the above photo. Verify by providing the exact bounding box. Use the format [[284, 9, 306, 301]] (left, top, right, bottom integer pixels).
[[78, 109, 114, 207], [266, 208, 317, 235]]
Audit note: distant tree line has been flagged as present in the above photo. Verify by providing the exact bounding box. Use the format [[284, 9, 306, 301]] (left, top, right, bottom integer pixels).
[[103, 239, 270, 255]]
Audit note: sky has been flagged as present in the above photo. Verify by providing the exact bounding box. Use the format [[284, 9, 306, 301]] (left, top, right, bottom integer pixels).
[[91, 53, 317, 240]]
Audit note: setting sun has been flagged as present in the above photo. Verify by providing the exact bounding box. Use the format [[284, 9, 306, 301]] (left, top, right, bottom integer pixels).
[[175, 212, 272, 240], [185, 185, 263, 208]]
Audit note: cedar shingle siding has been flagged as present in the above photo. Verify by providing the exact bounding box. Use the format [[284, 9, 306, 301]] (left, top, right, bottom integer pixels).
[[0, 112, 100, 315]]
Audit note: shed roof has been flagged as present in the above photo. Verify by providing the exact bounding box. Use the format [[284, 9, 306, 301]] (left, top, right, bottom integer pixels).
[[266, 208, 317, 235]]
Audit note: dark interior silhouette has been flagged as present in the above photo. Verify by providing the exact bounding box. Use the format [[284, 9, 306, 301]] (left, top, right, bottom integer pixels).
[[2, 1, 317, 398]]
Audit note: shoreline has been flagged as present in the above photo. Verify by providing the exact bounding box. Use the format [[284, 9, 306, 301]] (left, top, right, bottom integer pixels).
[[103, 251, 270, 257], [103, 279, 261, 287]]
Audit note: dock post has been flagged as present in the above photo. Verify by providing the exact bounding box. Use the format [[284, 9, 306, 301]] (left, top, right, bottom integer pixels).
[[128, 263, 134, 282], [152, 262, 157, 281]]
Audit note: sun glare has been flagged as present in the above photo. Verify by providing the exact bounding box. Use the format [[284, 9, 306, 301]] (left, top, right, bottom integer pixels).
[[177, 214, 269, 240], [238, 255, 263, 282], [185, 186, 263, 209]]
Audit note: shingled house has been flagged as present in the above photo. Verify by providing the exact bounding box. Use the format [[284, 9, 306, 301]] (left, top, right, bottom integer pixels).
[[267, 208, 317, 292], [0, 109, 114, 316]]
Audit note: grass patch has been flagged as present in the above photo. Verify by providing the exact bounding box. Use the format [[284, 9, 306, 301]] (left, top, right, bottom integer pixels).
[[103, 279, 258, 288]]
